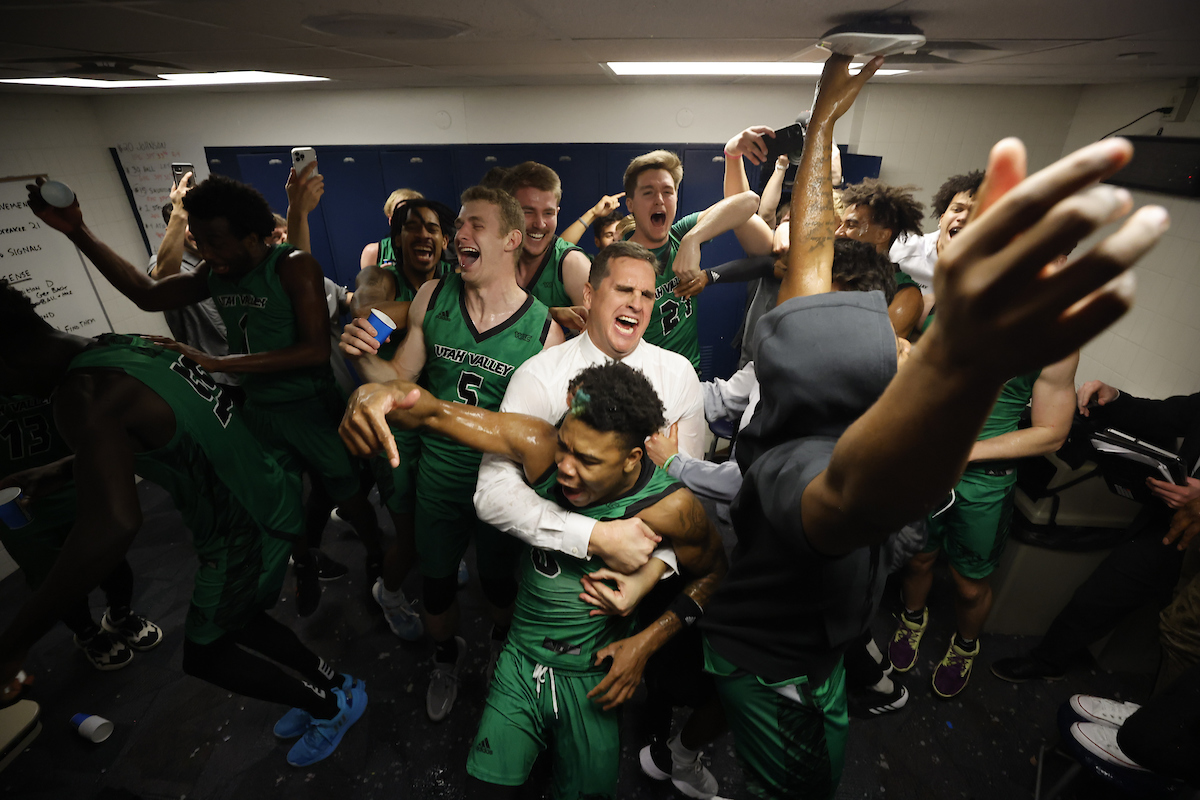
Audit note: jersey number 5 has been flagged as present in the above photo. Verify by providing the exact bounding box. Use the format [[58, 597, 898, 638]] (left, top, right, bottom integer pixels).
[[457, 371, 484, 406]]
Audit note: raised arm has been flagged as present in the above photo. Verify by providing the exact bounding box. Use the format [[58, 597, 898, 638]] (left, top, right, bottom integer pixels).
[[561, 193, 625, 246], [284, 160, 323, 255], [28, 179, 210, 310], [801, 134, 1167, 556], [150, 173, 193, 279], [723, 127, 776, 256], [758, 155, 791, 229], [968, 351, 1079, 463], [779, 56, 881, 304]]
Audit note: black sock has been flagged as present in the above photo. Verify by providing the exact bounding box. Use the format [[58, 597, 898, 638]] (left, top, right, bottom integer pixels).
[[435, 637, 459, 663], [956, 636, 978, 651], [490, 624, 509, 642], [903, 607, 925, 623]]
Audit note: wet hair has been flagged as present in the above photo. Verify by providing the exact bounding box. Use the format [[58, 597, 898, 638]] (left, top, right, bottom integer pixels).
[[502, 161, 563, 203], [566, 362, 665, 451], [0, 281, 53, 339], [459, 185, 524, 238], [389, 198, 456, 245], [182, 175, 276, 239], [831, 239, 898, 305], [592, 210, 623, 241], [930, 170, 985, 219], [839, 179, 925, 246], [623, 150, 683, 197], [589, 240, 660, 286], [384, 188, 423, 220]]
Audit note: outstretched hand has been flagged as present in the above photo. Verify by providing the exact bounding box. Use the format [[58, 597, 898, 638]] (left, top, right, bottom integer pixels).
[[925, 136, 1168, 382], [725, 126, 776, 165], [590, 192, 626, 218], [812, 55, 883, 124], [339, 382, 422, 466], [26, 177, 83, 235]]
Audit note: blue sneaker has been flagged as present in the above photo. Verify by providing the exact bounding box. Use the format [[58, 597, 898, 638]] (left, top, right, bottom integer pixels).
[[274, 675, 360, 740], [287, 681, 368, 767]]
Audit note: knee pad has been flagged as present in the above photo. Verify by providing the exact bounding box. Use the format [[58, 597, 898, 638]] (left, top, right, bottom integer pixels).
[[423, 573, 459, 616]]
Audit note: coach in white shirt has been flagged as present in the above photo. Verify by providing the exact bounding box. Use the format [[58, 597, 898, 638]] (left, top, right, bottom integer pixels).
[[473, 240, 705, 572]]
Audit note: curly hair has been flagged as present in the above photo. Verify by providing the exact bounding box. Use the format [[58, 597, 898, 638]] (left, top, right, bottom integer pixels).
[[930, 170, 984, 219], [566, 362, 665, 451], [592, 210, 623, 241], [832, 239, 898, 305], [839, 179, 925, 246], [181, 175, 276, 240], [0, 280, 53, 339]]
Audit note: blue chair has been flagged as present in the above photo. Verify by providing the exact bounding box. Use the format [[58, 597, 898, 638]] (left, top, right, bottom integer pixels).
[[706, 417, 738, 462]]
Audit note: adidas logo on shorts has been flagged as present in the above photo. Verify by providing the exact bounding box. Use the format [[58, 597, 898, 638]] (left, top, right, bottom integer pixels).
[[474, 737, 493, 755]]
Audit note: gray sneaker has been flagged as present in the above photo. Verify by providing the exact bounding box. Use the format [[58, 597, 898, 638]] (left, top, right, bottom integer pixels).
[[426, 636, 467, 722], [371, 578, 423, 641], [672, 748, 719, 799]]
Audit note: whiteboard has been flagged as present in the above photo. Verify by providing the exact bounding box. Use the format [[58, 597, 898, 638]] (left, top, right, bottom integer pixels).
[[111, 140, 188, 256], [0, 176, 113, 336]]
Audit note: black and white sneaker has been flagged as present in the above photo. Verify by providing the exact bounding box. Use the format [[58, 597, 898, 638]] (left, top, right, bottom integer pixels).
[[638, 737, 673, 782], [75, 630, 134, 671], [313, 550, 348, 581], [848, 682, 910, 718], [101, 610, 163, 651]]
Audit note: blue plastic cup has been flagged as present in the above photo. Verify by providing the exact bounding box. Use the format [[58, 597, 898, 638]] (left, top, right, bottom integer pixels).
[[367, 309, 397, 345], [70, 713, 114, 743], [0, 487, 30, 529]]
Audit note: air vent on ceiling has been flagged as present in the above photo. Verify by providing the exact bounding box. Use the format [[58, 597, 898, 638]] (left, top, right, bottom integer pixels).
[[1, 56, 184, 79], [302, 14, 470, 40]]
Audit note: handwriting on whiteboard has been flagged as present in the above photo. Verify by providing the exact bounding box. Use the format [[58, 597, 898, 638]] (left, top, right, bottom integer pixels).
[[114, 140, 182, 249], [0, 178, 111, 337]]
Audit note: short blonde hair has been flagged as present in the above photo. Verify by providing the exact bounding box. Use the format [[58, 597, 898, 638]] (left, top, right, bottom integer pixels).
[[503, 161, 563, 203], [384, 188, 424, 220], [623, 150, 683, 197], [460, 185, 524, 239]]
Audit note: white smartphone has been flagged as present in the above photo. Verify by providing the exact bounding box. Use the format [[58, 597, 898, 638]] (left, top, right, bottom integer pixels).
[[290, 147, 318, 176]]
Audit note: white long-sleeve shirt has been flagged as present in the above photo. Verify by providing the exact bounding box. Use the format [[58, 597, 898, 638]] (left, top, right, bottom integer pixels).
[[889, 230, 938, 293], [473, 329, 704, 560]]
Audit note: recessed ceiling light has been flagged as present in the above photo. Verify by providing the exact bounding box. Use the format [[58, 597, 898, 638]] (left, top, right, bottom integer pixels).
[[302, 13, 470, 39], [606, 62, 909, 77], [0, 71, 329, 89]]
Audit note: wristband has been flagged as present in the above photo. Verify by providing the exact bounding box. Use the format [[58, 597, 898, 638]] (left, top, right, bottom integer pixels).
[[705, 268, 718, 285], [663, 453, 678, 472], [667, 594, 704, 627]]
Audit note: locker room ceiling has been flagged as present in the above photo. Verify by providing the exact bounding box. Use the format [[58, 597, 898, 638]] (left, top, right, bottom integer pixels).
[[1, 0, 1198, 92]]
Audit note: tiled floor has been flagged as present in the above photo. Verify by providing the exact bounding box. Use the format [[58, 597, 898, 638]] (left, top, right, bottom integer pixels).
[[0, 481, 1177, 799]]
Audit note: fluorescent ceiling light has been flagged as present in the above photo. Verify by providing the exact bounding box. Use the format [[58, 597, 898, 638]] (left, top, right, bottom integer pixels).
[[607, 62, 908, 77], [0, 71, 329, 89]]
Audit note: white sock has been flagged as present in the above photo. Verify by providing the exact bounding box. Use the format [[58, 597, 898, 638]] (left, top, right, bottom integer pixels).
[[865, 638, 884, 664], [869, 675, 895, 694], [668, 733, 700, 763]]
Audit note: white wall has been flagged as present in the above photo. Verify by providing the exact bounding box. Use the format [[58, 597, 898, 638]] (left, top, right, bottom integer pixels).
[[1062, 80, 1200, 401], [0, 95, 169, 336]]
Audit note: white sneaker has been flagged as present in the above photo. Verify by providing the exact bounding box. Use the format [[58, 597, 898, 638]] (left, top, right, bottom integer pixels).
[[426, 636, 466, 722], [1070, 722, 1148, 771], [670, 737, 719, 798], [1069, 694, 1142, 728], [371, 578, 423, 641]]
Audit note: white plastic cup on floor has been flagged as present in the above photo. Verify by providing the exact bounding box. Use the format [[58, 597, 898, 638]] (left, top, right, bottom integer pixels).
[[367, 309, 397, 345], [39, 180, 76, 208], [71, 713, 114, 743], [0, 487, 31, 529]]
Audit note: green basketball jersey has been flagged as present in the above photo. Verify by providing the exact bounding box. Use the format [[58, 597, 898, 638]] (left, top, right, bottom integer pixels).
[[978, 370, 1040, 442], [66, 335, 304, 558], [508, 456, 685, 672], [377, 237, 397, 270], [416, 274, 552, 500], [0, 394, 76, 532], [636, 212, 701, 371], [208, 244, 337, 406], [523, 236, 586, 310]]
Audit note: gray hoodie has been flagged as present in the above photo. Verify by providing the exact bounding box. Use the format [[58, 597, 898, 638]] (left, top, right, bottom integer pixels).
[[701, 290, 900, 685]]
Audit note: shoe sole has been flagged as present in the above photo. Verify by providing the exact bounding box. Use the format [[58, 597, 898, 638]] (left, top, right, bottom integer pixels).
[[671, 776, 719, 799], [638, 745, 671, 781], [988, 664, 1065, 684], [1070, 723, 1148, 771]]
